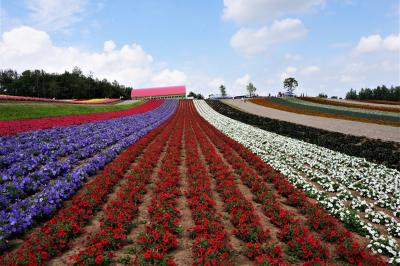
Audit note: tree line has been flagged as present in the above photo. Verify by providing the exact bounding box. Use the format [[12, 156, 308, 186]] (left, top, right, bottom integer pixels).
[[0, 68, 132, 99], [346, 85, 400, 101]]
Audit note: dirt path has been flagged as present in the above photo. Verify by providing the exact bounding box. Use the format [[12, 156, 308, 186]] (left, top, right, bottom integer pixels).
[[223, 99, 400, 142]]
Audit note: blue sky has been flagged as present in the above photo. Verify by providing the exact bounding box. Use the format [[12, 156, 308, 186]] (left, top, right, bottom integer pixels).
[[1, 0, 399, 97]]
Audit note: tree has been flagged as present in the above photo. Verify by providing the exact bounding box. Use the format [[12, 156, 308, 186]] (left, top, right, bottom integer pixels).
[[246, 82, 257, 97], [187, 91, 204, 99], [317, 93, 327, 98], [219, 85, 227, 97], [283, 77, 298, 95], [346, 88, 357, 99], [187, 91, 196, 98]]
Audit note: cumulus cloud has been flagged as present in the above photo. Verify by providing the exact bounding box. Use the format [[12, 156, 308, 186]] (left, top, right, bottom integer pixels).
[[232, 74, 252, 95], [0, 26, 186, 88], [222, 0, 324, 23], [103, 40, 116, 52], [230, 18, 307, 55], [356, 34, 400, 53], [27, 0, 88, 31]]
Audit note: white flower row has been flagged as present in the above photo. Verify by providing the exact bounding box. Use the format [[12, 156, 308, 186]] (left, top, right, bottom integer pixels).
[[194, 100, 400, 263]]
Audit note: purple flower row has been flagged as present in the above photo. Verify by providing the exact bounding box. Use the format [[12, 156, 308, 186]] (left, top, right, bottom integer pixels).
[[0, 100, 177, 249]]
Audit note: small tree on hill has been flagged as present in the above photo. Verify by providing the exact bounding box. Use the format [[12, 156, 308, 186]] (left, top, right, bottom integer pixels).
[[246, 82, 257, 97], [283, 77, 298, 95], [219, 85, 227, 97]]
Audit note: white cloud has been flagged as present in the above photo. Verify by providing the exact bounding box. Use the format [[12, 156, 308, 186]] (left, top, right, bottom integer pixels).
[[151, 69, 187, 87], [232, 74, 252, 94], [222, 0, 324, 23], [284, 53, 302, 61], [230, 18, 307, 55], [103, 40, 116, 52], [27, 0, 88, 31], [0, 26, 186, 88], [208, 77, 226, 89], [356, 34, 400, 53], [301, 65, 320, 75], [285, 66, 297, 74]]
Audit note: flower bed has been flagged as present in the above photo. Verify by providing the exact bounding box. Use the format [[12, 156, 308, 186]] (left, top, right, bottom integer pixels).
[[71, 106, 181, 265], [0, 100, 161, 136], [300, 97, 400, 113], [0, 109, 177, 265], [206, 100, 400, 171], [193, 104, 385, 265], [0, 95, 120, 104], [0, 101, 177, 250], [196, 100, 399, 264], [249, 98, 400, 126], [182, 104, 233, 264]]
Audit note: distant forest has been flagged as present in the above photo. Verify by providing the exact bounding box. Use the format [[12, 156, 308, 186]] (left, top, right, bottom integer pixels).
[[345, 85, 400, 101], [0, 67, 132, 99]]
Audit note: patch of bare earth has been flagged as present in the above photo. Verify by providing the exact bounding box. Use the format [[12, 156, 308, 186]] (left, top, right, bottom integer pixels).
[[112, 130, 174, 265], [196, 141, 252, 266], [170, 123, 195, 266]]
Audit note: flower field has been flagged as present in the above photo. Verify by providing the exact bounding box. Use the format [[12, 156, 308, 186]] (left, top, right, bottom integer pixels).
[[0, 99, 396, 265], [0, 100, 160, 136], [249, 98, 400, 127], [0, 95, 120, 104]]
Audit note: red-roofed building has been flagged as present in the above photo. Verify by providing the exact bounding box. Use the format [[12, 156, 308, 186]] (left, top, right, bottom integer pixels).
[[131, 85, 186, 100]]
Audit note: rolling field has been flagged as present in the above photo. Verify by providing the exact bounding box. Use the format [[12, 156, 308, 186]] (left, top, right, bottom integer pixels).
[[0, 100, 142, 120], [0, 99, 399, 265]]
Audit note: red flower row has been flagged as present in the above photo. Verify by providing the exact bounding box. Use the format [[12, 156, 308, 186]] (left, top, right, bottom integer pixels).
[[135, 104, 185, 265], [0, 109, 176, 266], [0, 100, 162, 136], [182, 101, 233, 265], [189, 106, 285, 265], [195, 109, 386, 265], [71, 105, 182, 265]]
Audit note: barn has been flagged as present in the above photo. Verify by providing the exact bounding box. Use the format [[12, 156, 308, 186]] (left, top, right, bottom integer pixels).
[[131, 85, 186, 100]]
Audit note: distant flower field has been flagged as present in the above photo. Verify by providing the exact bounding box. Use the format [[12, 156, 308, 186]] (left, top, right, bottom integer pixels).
[[0, 99, 397, 265]]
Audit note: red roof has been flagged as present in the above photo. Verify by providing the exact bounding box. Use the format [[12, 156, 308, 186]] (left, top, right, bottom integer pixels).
[[131, 85, 186, 98]]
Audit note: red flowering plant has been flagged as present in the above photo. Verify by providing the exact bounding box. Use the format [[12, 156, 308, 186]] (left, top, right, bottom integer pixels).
[[191, 115, 278, 262], [0, 114, 176, 266], [183, 103, 233, 265], [193, 106, 386, 265], [135, 111, 184, 265], [71, 109, 181, 265]]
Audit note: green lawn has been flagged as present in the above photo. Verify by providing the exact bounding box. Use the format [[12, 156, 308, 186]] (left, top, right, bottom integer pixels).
[[0, 100, 143, 120]]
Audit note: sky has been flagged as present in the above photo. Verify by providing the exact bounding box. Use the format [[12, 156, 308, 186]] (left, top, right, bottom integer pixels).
[[0, 0, 399, 97]]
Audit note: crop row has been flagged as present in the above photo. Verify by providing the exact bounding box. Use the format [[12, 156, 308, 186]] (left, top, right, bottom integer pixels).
[[250, 98, 400, 126], [192, 102, 385, 265], [0, 105, 178, 265], [0, 100, 177, 250], [206, 100, 400, 170], [300, 97, 400, 113], [72, 103, 182, 265], [196, 100, 399, 264], [0, 95, 119, 104], [276, 97, 400, 119], [0, 99, 160, 136]]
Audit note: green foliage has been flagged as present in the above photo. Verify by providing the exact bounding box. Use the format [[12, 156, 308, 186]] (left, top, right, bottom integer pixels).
[[187, 91, 204, 99], [219, 85, 227, 97], [246, 82, 257, 97], [283, 77, 298, 94], [0, 101, 142, 120], [0, 68, 131, 99], [318, 93, 328, 98], [345, 85, 400, 101]]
